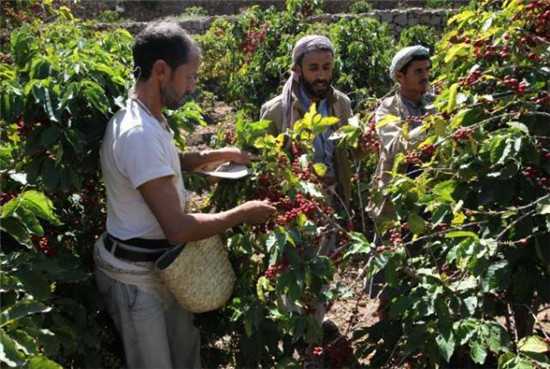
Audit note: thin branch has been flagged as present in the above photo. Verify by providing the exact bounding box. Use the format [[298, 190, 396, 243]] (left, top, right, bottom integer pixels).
[[355, 161, 367, 235], [496, 209, 536, 241]]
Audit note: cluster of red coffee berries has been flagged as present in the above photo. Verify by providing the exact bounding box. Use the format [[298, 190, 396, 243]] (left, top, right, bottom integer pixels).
[[264, 259, 289, 279], [0, 192, 16, 205], [275, 193, 318, 225], [388, 227, 403, 245], [533, 91, 550, 106], [240, 24, 268, 55], [33, 236, 55, 257], [523, 1, 550, 37], [522, 166, 549, 189], [464, 69, 482, 87], [452, 127, 474, 142], [502, 75, 528, 94], [359, 119, 380, 153]]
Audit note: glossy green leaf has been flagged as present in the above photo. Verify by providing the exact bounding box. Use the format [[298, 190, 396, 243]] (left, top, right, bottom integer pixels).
[[407, 212, 426, 235], [27, 355, 63, 369], [0, 329, 25, 367], [470, 340, 488, 364], [0, 300, 51, 328], [436, 331, 455, 363], [518, 336, 549, 354]]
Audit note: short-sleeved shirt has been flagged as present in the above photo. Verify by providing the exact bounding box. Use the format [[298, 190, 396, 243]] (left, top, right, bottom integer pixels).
[[100, 99, 186, 240]]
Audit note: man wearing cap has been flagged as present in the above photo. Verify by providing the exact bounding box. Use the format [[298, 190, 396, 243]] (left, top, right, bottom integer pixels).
[[95, 20, 275, 369], [367, 45, 435, 225], [260, 34, 353, 208]]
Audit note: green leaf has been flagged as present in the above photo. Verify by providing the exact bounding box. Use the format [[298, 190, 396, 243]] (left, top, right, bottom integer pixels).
[[10, 25, 37, 67], [447, 83, 459, 113], [312, 163, 327, 177], [10, 329, 38, 355], [0, 145, 14, 170], [0, 329, 25, 367], [436, 331, 456, 363], [444, 43, 471, 64], [375, 114, 400, 129], [518, 336, 549, 354], [480, 260, 510, 292], [507, 121, 529, 134], [453, 319, 477, 345], [537, 196, 550, 215], [256, 276, 272, 303], [17, 206, 44, 236], [445, 231, 479, 240], [82, 81, 110, 113], [470, 340, 488, 364], [0, 217, 31, 247], [27, 355, 63, 369], [463, 296, 477, 315], [20, 191, 61, 225], [450, 108, 483, 129], [433, 180, 457, 203], [0, 274, 22, 292], [344, 232, 373, 258], [0, 300, 51, 328], [486, 322, 511, 354], [407, 213, 426, 235], [39, 127, 60, 148]]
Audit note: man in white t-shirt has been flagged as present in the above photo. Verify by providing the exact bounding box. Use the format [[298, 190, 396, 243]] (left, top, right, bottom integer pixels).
[[95, 20, 275, 369]]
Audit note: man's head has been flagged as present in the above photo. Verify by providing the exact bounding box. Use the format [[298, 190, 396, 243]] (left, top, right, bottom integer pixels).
[[133, 20, 201, 109], [292, 35, 335, 100], [390, 45, 431, 97]]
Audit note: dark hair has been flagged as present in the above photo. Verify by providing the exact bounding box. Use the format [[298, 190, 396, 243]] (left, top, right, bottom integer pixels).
[[400, 54, 431, 74], [132, 20, 201, 80]]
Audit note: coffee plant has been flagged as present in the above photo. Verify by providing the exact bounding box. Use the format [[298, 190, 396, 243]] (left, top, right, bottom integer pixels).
[[345, 0, 550, 368], [197, 0, 396, 116], [2, 0, 549, 368], [200, 106, 354, 367], [398, 25, 439, 52]]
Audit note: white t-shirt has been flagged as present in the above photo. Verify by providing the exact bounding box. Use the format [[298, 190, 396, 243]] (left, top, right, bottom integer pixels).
[[100, 99, 186, 240]]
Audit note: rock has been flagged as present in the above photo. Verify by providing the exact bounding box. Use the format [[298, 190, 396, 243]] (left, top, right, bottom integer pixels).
[[395, 13, 407, 26]]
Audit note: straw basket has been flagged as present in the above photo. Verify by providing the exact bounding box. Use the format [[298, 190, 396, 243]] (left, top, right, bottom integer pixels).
[[156, 235, 236, 313]]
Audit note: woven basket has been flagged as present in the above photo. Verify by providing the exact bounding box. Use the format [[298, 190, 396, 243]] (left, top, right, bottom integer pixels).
[[156, 235, 236, 313]]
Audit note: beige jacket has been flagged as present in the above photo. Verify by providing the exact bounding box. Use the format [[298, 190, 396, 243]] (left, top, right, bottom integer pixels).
[[367, 92, 435, 220], [260, 87, 353, 206]]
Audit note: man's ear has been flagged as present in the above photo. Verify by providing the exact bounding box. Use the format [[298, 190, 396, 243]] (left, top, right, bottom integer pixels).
[[395, 70, 405, 85], [293, 64, 302, 78], [151, 60, 170, 82]]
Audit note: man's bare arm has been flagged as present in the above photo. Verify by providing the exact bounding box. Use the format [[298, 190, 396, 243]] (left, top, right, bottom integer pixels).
[[138, 176, 274, 244], [179, 148, 251, 172]]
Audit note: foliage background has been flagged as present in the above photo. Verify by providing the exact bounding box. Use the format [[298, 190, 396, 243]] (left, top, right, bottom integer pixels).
[[1, 0, 548, 368]]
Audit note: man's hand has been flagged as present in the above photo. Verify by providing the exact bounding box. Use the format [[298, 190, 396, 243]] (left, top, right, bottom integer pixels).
[[180, 147, 254, 172], [237, 200, 276, 224], [215, 147, 253, 165]]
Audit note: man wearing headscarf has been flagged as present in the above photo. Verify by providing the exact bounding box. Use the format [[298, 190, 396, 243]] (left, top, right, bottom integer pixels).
[[367, 45, 435, 225], [259, 36, 353, 364], [260, 34, 353, 207]]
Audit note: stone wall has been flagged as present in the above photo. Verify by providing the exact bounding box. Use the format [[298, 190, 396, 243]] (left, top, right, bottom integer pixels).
[[309, 8, 452, 35], [97, 8, 455, 36], [73, 0, 467, 20]]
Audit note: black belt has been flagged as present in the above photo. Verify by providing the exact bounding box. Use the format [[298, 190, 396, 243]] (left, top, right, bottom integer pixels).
[[103, 234, 171, 262]]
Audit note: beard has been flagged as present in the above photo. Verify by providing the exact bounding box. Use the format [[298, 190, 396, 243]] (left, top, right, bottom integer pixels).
[[301, 77, 331, 100], [161, 84, 188, 110]]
